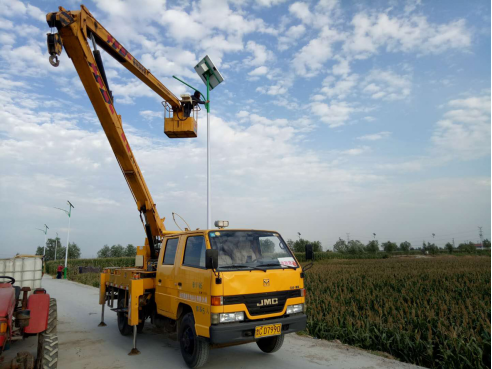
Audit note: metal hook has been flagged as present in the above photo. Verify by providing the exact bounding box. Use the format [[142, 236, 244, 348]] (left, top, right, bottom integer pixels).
[[49, 54, 59, 67]]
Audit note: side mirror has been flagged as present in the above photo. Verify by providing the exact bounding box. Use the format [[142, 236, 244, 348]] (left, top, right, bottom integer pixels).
[[305, 244, 314, 261], [205, 249, 218, 270]]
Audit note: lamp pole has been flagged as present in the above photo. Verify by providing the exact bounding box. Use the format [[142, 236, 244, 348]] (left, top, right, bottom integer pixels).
[[55, 232, 58, 261], [35, 224, 49, 256], [173, 57, 223, 229], [54, 201, 74, 279]]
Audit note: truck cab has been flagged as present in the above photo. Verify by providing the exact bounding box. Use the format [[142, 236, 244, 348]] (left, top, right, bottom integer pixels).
[[100, 228, 307, 368]]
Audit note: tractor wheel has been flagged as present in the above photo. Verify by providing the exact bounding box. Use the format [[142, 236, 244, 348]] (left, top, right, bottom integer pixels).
[[46, 298, 57, 335], [36, 333, 58, 368]]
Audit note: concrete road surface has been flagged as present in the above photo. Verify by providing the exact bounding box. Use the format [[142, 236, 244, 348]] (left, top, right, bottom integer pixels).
[[10, 276, 424, 369]]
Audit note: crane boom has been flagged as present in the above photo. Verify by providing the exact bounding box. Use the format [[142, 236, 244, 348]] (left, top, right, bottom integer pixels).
[[46, 6, 188, 259]]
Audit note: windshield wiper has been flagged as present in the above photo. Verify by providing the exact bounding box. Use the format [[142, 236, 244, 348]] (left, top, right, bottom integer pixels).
[[218, 264, 268, 272], [258, 263, 297, 270]]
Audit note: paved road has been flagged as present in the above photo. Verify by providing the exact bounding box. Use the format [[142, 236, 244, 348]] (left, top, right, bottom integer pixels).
[[11, 276, 424, 369]]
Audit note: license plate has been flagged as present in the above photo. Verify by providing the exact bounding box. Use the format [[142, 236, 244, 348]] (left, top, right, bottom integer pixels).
[[255, 323, 282, 338]]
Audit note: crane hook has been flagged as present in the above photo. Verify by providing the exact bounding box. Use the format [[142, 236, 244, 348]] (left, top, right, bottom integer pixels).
[[49, 54, 59, 67]]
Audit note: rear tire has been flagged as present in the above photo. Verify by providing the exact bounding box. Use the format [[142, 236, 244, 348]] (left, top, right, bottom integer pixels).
[[178, 312, 209, 369], [36, 333, 58, 368], [117, 293, 132, 336], [256, 334, 284, 353]]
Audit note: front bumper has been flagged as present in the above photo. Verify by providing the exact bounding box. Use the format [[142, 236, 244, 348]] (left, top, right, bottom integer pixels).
[[209, 314, 307, 344]]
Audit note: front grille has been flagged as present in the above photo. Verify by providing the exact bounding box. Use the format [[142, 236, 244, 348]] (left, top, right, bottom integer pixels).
[[223, 290, 301, 316]]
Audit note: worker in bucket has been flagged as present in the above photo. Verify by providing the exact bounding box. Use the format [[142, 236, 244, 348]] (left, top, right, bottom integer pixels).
[[183, 90, 208, 118], [57, 264, 63, 279]]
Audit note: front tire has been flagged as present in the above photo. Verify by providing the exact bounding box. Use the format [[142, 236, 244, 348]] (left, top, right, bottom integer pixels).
[[178, 313, 209, 369], [36, 333, 58, 368], [256, 334, 285, 353]]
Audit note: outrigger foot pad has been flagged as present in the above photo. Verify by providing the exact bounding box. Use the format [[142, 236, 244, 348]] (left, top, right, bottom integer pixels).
[[98, 322, 107, 327], [128, 348, 141, 356]]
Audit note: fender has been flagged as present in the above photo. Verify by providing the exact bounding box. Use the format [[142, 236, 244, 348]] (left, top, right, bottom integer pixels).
[[24, 293, 50, 334]]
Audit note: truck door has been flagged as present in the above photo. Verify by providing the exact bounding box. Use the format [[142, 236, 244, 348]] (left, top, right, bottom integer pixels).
[[175, 235, 212, 338], [156, 237, 180, 316]]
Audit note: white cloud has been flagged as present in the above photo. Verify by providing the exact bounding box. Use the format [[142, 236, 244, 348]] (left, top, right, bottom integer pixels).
[[341, 146, 371, 156], [332, 58, 351, 76], [246, 41, 274, 67], [140, 110, 162, 121], [0, 0, 45, 22], [343, 13, 472, 58], [357, 131, 391, 141], [432, 95, 491, 160], [278, 24, 306, 51], [249, 66, 268, 76], [310, 101, 354, 128], [321, 74, 358, 99], [361, 69, 411, 101], [255, 0, 287, 7], [293, 26, 344, 77]]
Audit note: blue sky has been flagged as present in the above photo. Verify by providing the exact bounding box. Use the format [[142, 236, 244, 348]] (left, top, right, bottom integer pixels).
[[0, 0, 490, 257]]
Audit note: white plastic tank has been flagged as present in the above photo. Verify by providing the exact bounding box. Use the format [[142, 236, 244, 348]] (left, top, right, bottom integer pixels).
[[0, 255, 43, 292]]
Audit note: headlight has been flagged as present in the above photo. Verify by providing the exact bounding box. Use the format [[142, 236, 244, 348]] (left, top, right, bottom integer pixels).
[[211, 312, 245, 324], [286, 304, 304, 315]]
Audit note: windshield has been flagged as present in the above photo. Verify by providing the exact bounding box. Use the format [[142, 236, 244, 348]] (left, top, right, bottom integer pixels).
[[208, 231, 298, 270]]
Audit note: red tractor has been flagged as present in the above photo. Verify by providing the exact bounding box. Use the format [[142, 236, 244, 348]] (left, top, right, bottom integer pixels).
[[0, 276, 58, 369]]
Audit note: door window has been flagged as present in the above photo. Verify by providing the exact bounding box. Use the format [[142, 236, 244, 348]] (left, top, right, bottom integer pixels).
[[163, 238, 179, 265], [183, 236, 206, 268]]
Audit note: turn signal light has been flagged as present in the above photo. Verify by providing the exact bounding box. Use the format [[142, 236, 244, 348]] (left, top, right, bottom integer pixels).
[[301, 288, 306, 297], [0, 322, 7, 333], [211, 296, 223, 306]]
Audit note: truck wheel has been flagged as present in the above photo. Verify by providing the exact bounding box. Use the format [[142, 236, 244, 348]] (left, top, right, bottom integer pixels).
[[46, 298, 57, 335], [36, 333, 58, 368], [117, 294, 132, 336], [256, 334, 285, 353], [178, 313, 209, 369]]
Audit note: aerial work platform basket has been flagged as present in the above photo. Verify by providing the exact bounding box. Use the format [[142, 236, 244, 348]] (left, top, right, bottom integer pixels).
[[163, 99, 198, 138]]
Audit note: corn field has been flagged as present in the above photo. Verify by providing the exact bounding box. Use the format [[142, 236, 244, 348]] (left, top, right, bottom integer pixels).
[[305, 257, 491, 368]]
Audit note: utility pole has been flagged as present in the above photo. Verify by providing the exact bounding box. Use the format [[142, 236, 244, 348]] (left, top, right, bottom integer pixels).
[[373, 233, 376, 239], [297, 232, 301, 240], [478, 226, 483, 250], [452, 238, 455, 248], [346, 233, 350, 243]]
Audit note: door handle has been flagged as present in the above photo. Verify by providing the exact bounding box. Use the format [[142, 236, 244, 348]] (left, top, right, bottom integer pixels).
[[178, 282, 182, 287], [158, 279, 162, 283]]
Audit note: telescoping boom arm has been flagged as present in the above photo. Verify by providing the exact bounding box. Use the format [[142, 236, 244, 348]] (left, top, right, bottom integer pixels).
[[46, 6, 192, 260]]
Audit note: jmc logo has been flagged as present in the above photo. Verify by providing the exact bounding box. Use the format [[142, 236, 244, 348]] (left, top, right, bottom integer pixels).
[[257, 298, 278, 307]]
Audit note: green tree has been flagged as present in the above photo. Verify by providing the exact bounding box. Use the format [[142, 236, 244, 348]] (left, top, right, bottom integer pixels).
[[292, 239, 322, 253], [399, 241, 411, 252], [365, 240, 379, 253], [458, 242, 476, 253], [35, 237, 63, 261], [124, 244, 137, 257], [68, 242, 81, 259], [347, 240, 365, 254], [445, 242, 454, 254], [286, 239, 294, 250], [423, 242, 439, 255], [97, 245, 112, 258], [382, 241, 398, 253], [483, 239, 491, 248], [259, 239, 275, 253], [333, 239, 348, 253], [110, 244, 125, 257]]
